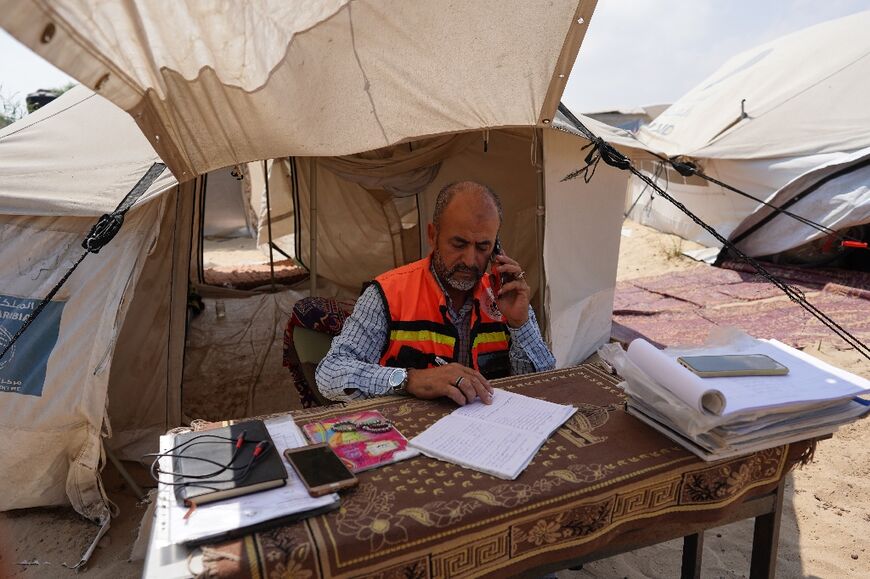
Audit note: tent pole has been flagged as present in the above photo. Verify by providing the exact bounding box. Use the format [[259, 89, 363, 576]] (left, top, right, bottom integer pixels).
[[105, 446, 146, 501], [264, 160, 277, 292], [417, 192, 425, 257], [534, 128, 549, 345], [309, 159, 318, 297]]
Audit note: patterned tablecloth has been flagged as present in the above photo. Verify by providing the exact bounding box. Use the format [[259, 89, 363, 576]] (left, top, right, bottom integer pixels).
[[198, 363, 810, 578]]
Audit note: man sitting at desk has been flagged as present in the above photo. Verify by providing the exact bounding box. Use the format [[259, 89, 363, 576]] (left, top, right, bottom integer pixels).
[[316, 181, 555, 406]]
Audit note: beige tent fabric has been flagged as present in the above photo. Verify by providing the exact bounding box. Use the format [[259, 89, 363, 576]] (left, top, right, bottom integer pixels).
[[106, 187, 193, 460], [319, 133, 479, 196], [626, 12, 870, 249], [0, 85, 188, 518], [729, 147, 870, 257], [0, 86, 177, 216], [637, 11, 870, 159], [0, 0, 591, 178], [543, 128, 627, 366], [294, 159, 399, 293], [252, 159, 296, 246], [0, 198, 167, 517], [624, 154, 842, 248]]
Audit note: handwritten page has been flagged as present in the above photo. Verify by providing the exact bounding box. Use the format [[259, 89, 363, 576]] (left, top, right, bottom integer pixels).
[[627, 337, 870, 416], [409, 389, 575, 479], [453, 389, 576, 437], [152, 415, 338, 546]]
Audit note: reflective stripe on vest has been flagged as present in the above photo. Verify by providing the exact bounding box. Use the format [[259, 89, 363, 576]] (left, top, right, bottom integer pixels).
[[374, 256, 510, 378]]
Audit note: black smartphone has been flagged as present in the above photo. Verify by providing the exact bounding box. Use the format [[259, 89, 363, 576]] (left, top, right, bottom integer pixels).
[[490, 237, 513, 294], [283, 444, 358, 497]]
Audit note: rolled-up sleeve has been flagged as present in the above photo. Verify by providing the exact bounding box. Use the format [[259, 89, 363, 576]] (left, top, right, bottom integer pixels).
[[508, 306, 556, 375], [315, 285, 396, 402]]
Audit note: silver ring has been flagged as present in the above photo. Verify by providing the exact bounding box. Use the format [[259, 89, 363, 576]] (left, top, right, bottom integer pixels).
[[454, 376, 464, 388], [516, 270, 526, 280]]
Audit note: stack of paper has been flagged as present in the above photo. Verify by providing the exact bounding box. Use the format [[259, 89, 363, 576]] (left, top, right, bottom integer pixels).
[[409, 389, 576, 479], [150, 415, 339, 547], [603, 335, 870, 461]]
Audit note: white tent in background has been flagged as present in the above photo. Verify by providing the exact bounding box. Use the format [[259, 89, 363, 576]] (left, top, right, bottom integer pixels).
[[730, 147, 870, 260], [0, 0, 655, 542], [584, 104, 669, 134], [627, 10, 870, 255]]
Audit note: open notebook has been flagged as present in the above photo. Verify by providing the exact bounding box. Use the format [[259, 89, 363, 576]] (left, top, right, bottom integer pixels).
[[409, 389, 575, 479]]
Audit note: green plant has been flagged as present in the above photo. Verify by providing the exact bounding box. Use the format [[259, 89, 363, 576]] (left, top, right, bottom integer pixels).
[[0, 84, 24, 128], [663, 237, 683, 260]]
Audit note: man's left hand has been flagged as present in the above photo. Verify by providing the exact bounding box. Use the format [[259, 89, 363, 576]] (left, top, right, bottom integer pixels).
[[492, 253, 530, 328]]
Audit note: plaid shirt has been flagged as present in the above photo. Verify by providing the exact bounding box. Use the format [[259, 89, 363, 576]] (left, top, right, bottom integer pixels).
[[316, 270, 555, 403]]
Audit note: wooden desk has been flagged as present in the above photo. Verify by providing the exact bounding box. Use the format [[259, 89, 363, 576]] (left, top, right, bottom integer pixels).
[[149, 364, 811, 579]]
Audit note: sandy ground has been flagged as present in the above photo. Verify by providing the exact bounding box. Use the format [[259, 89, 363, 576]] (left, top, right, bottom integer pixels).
[[1, 220, 868, 578], [201, 236, 273, 269]]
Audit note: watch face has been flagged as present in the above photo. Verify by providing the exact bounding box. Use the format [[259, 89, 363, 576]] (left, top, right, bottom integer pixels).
[[389, 368, 407, 388]]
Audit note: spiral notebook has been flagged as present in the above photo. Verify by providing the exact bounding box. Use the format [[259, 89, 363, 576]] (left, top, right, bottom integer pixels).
[[302, 410, 418, 472]]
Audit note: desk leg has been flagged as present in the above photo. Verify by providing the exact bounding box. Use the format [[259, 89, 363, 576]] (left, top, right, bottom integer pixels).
[[750, 480, 786, 579], [681, 532, 704, 579]]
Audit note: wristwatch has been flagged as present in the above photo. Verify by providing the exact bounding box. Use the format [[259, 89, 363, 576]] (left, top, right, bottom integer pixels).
[[387, 367, 409, 395]]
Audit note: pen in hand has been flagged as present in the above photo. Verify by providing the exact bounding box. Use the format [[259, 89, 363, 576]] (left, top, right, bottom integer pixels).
[[434, 355, 494, 404]]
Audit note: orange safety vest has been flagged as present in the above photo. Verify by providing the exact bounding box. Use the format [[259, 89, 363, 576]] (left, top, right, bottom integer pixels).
[[373, 255, 511, 379]]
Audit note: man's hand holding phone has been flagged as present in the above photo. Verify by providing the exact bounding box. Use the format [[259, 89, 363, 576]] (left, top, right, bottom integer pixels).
[[490, 241, 530, 329]]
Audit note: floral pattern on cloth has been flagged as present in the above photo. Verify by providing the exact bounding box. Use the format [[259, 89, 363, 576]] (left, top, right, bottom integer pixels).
[[512, 498, 613, 551], [197, 365, 809, 579], [335, 484, 410, 552], [282, 296, 355, 408], [680, 446, 784, 504]]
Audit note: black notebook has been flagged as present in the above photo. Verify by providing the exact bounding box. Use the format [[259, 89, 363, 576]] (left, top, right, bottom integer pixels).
[[172, 420, 287, 506]]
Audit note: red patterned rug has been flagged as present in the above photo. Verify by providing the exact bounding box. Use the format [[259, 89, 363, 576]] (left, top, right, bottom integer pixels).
[[612, 262, 870, 350]]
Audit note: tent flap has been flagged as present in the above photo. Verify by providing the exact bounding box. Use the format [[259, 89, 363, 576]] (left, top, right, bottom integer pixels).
[[0, 199, 167, 514], [0, 0, 592, 177], [543, 128, 627, 366], [0, 86, 178, 216]]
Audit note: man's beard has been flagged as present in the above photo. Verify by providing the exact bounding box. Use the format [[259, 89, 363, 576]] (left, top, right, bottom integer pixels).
[[433, 250, 482, 292]]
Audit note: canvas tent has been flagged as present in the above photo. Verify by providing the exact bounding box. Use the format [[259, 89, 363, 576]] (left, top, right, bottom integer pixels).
[[626, 11, 870, 255], [202, 169, 255, 239], [0, 87, 189, 524], [0, 0, 655, 538], [729, 147, 870, 261], [585, 105, 669, 134], [0, 0, 595, 179], [0, 85, 650, 525]]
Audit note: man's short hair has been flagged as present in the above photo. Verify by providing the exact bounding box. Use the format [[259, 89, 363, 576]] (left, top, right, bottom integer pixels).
[[432, 181, 504, 228]]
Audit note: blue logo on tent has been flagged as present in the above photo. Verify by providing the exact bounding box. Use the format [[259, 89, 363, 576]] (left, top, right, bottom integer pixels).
[[0, 295, 65, 397]]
